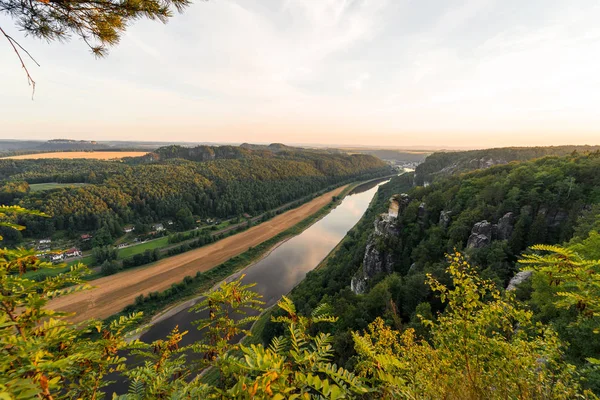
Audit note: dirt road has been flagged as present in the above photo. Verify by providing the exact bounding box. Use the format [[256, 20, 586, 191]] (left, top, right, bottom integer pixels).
[[48, 185, 348, 322]]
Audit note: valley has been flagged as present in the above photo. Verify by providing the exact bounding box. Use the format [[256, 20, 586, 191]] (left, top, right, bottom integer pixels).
[[47, 184, 349, 322]]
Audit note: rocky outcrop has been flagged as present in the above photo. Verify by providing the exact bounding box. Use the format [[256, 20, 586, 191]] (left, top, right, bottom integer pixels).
[[467, 212, 516, 249], [545, 209, 568, 228], [467, 157, 508, 170], [439, 210, 452, 229], [388, 194, 410, 218], [351, 196, 405, 294], [418, 202, 427, 225], [466, 221, 493, 249], [506, 271, 533, 291], [494, 212, 515, 240]]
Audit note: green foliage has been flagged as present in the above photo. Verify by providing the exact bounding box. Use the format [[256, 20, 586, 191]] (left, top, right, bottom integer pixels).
[[415, 145, 600, 185], [352, 252, 588, 399], [0, 208, 142, 399], [2, 148, 388, 242], [93, 245, 118, 264], [1, 0, 191, 57], [101, 259, 121, 276], [520, 244, 600, 321]]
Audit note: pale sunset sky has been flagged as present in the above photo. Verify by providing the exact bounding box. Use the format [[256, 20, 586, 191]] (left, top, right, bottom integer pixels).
[[1, 0, 600, 148]]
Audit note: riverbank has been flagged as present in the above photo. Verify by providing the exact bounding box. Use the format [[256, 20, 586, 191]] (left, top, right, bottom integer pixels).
[[125, 182, 363, 337], [241, 177, 389, 346], [48, 184, 353, 323]]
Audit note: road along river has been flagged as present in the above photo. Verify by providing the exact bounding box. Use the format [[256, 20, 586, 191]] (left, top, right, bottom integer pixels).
[[140, 178, 388, 344]]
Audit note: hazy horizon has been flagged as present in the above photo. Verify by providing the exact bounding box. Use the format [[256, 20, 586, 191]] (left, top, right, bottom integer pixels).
[[2, 0, 600, 147]]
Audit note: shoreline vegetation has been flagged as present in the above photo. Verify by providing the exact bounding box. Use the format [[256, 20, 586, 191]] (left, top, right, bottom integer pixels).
[[241, 175, 392, 348], [26, 173, 392, 284], [104, 179, 376, 333]]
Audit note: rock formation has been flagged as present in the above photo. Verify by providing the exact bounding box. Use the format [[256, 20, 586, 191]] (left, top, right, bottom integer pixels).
[[466, 220, 493, 249], [494, 212, 515, 240], [467, 212, 516, 249], [439, 210, 452, 229], [351, 195, 406, 294], [506, 270, 533, 291]]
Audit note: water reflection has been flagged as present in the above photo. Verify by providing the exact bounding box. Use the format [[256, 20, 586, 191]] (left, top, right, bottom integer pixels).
[[141, 179, 386, 345]]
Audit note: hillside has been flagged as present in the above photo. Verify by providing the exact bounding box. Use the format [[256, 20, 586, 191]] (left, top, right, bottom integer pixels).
[[0, 147, 390, 241], [415, 145, 600, 185], [267, 152, 600, 392]]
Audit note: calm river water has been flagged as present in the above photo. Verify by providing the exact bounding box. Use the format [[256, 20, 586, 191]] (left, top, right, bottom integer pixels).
[[140, 178, 387, 345]]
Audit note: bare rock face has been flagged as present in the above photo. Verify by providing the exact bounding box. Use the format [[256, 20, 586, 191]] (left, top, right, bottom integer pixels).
[[351, 196, 404, 294], [546, 209, 569, 228], [468, 157, 508, 170], [468, 213, 515, 249], [418, 202, 427, 225], [494, 212, 515, 240], [388, 194, 410, 218], [466, 221, 492, 249], [439, 210, 452, 229], [506, 270, 533, 291]]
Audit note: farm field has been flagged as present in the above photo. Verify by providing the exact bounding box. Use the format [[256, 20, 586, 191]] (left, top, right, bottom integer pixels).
[[47, 184, 348, 322], [117, 237, 170, 259], [29, 183, 89, 192], [23, 255, 94, 280], [2, 151, 148, 160]]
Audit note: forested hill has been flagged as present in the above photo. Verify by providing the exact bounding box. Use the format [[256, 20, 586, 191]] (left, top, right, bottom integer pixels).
[[415, 145, 600, 185], [151, 144, 256, 162], [145, 143, 349, 163], [272, 152, 600, 390], [0, 150, 389, 240]]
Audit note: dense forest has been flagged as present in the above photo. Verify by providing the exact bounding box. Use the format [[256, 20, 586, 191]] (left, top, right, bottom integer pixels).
[[267, 152, 600, 392], [415, 145, 600, 185], [0, 146, 390, 241], [1, 205, 597, 398]]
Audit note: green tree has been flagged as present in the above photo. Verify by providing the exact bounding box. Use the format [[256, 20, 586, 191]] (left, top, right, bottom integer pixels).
[[0, 207, 141, 399], [353, 252, 587, 399], [92, 225, 113, 247], [1, 0, 191, 90]]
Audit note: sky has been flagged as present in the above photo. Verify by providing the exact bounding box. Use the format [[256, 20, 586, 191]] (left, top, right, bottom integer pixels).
[[1, 0, 600, 148]]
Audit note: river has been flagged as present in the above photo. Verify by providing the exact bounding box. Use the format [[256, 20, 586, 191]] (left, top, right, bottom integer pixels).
[[140, 178, 387, 345]]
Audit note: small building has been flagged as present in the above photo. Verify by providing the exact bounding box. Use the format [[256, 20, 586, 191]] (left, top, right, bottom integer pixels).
[[50, 253, 64, 262], [242, 213, 252, 219], [39, 238, 52, 244], [117, 243, 128, 249], [167, 220, 174, 225], [81, 234, 92, 241], [64, 248, 82, 258], [153, 223, 165, 232], [123, 226, 135, 233]]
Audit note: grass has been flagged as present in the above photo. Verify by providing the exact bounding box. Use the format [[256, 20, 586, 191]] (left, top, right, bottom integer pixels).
[[117, 237, 170, 259], [104, 182, 359, 329], [29, 183, 89, 192], [23, 255, 94, 281]]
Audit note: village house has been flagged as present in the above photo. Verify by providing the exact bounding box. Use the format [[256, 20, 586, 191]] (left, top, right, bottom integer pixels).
[[243, 213, 252, 219], [50, 253, 64, 262], [80, 234, 92, 241], [39, 238, 52, 244], [64, 248, 82, 258], [123, 226, 135, 233], [153, 223, 165, 231], [117, 243, 128, 249]]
